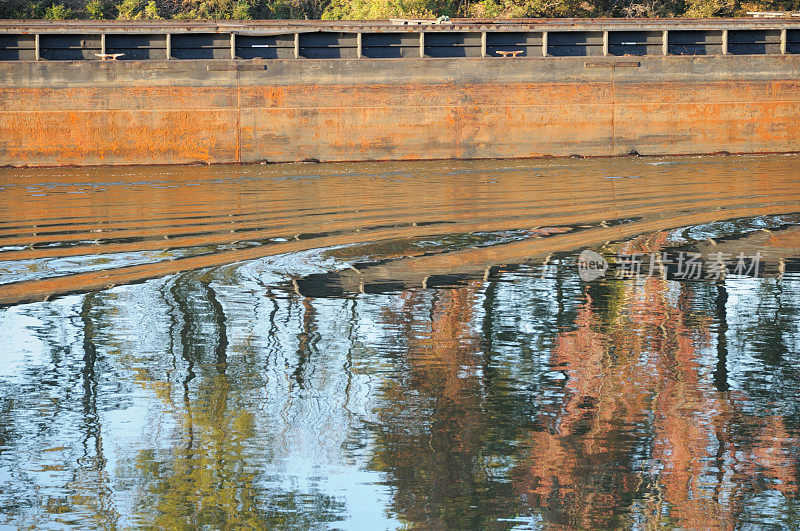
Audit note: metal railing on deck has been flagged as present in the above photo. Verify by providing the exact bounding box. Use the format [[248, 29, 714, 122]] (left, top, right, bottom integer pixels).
[[1, 19, 799, 61]]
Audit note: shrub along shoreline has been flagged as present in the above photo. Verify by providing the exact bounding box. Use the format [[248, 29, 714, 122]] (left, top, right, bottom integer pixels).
[[1, 0, 797, 24]]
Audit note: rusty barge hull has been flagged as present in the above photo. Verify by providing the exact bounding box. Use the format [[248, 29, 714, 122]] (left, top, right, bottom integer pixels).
[[1, 19, 800, 166]]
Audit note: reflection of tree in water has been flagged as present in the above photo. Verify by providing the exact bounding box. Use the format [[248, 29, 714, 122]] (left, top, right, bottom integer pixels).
[[368, 284, 529, 528], [363, 265, 590, 528], [513, 276, 800, 528], [364, 260, 800, 528], [3, 239, 800, 527], [3, 292, 128, 526], [66, 293, 119, 527], [131, 270, 345, 528]]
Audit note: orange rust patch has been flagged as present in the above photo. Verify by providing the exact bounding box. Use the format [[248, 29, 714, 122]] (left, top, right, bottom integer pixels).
[[1, 80, 799, 166]]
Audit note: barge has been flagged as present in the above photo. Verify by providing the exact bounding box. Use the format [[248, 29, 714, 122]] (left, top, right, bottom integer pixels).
[[1, 18, 800, 166]]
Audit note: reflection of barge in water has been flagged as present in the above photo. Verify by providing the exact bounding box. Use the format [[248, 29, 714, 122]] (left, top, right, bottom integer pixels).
[[1, 18, 800, 166], [290, 215, 800, 298]]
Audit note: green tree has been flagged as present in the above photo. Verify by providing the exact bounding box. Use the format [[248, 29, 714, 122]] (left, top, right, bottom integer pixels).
[[683, 0, 736, 16], [85, 0, 115, 17], [468, 0, 587, 17], [1, 0, 800, 21], [322, 0, 439, 19], [44, 3, 77, 18]]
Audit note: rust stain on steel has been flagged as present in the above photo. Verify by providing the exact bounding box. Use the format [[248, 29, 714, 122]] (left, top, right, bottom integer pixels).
[[1, 80, 800, 166]]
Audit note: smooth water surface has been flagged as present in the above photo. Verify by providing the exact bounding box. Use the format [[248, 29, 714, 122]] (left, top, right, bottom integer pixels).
[[1, 155, 800, 528]]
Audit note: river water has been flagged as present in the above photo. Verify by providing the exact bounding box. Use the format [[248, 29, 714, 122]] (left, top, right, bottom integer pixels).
[[1, 155, 799, 528]]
